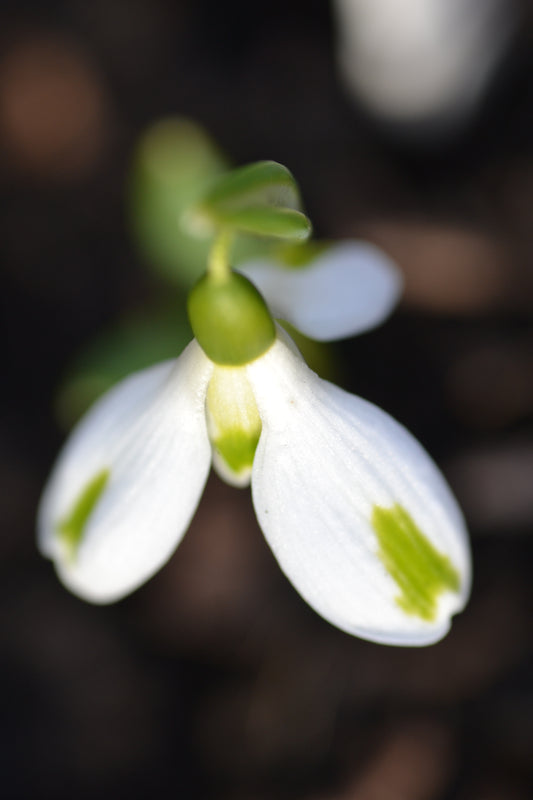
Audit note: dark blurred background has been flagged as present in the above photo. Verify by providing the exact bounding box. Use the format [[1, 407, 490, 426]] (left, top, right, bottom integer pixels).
[[2, 1, 533, 798]]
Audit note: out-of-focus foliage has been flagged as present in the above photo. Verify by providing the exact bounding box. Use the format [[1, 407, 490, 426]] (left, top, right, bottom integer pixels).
[[128, 117, 228, 287], [55, 303, 192, 428]]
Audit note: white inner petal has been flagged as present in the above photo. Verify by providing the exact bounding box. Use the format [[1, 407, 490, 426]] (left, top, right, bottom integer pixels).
[[205, 365, 261, 488]]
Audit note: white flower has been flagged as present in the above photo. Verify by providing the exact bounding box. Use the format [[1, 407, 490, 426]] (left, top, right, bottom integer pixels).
[[38, 241, 471, 645]]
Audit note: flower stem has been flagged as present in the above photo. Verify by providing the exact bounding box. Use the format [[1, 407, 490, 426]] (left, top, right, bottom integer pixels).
[[208, 230, 234, 284]]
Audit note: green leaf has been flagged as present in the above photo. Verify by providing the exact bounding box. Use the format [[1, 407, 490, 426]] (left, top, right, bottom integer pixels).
[[55, 302, 192, 428], [128, 117, 229, 287]]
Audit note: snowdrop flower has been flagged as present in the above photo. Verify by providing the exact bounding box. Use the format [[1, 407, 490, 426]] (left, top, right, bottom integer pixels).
[[38, 233, 470, 646]]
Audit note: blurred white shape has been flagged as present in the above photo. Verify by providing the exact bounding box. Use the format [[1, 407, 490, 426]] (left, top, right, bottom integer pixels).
[[333, 0, 517, 134], [239, 240, 402, 341]]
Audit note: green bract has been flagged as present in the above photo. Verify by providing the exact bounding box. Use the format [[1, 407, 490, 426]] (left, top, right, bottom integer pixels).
[[206, 206, 311, 241], [190, 161, 312, 241], [188, 272, 276, 365]]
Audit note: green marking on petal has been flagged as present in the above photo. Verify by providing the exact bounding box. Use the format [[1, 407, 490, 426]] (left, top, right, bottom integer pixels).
[[57, 469, 110, 560], [213, 428, 261, 474], [206, 366, 262, 485], [372, 504, 460, 621]]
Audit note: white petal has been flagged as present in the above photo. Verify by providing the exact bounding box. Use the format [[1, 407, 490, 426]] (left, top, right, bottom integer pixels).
[[38, 341, 213, 603], [238, 241, 402, 341], [247, 333, 470, 645]]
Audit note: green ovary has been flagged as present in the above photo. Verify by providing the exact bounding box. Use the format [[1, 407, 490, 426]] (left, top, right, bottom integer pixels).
[[57, 469, 110, 560], [372, 504, 460, 621], [188, 271, 275, 366]]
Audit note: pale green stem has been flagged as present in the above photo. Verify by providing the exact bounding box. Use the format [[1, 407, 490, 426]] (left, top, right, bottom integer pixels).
[[208, 230, 234, 283]]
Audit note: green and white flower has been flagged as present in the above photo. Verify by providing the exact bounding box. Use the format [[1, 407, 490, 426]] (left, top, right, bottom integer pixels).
[[38, 235, 470, 646]]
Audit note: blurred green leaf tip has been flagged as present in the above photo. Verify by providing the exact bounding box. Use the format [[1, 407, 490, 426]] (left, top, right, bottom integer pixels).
[[189, 160, 312, 242], [128, 116, 228, 287]]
